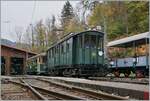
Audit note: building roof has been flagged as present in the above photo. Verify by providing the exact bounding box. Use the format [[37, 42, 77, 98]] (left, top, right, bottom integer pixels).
[[1, 44, 37, 55], [107, 32, 149, 47]]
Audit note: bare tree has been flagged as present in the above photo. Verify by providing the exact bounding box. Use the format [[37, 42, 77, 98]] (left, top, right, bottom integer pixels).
[[76, 0, 100, 27], [15, 26, 23, 43], [23, 26, 32, 50], [45, 17, 52, 46]]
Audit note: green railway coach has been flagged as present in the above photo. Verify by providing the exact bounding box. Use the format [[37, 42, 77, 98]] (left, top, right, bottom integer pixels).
[[47, 30, 108, 77]]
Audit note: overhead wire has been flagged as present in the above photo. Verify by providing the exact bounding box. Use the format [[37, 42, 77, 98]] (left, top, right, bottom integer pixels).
[[30, 0, 37, 24], [30, 0, 37, 47]]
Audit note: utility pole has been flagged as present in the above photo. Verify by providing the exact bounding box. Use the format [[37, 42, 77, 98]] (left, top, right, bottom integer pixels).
[[3, 20, 11, 34], [103, 16, 107, 60], [103, 1, 108, 61], [30, 24, 34, 47]]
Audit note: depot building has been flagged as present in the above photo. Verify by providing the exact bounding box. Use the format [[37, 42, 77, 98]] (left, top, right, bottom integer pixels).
[[1, 44, 37, 75]]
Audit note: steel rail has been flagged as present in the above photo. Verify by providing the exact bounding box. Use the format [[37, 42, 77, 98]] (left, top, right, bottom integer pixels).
[[37, 78, 129, 100], [72, 87, 129, 100], [20, 79, 48, 100], [8, 80, 48, 100], [9, 80, 83, 100], [31, 85, 83, 100]]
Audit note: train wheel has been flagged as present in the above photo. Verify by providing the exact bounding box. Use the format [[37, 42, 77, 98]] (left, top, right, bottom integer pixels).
[[124, 70, 131, 77], [135, 70, 145, 78], [114, 70, 120, 77]]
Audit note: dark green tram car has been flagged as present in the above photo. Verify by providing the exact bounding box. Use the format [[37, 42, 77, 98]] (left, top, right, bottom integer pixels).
[[47, 30, 108, 77]]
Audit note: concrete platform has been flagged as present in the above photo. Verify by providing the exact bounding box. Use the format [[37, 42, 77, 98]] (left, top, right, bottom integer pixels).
[[88, 77, 149, 85], [42, 77, 149, 100]]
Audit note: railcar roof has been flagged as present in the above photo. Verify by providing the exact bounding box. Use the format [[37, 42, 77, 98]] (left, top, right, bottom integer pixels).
[[47, 30, 104, 51], [27, 52, 46, 60], [107, 32, 149, 47]]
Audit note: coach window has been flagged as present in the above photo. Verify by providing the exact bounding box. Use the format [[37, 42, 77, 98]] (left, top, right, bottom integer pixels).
[[57, 45, 59, 55], [84, 35, 90, 48], [50, 49, 53, 58], [49, 50, 51, 58], [61, 44, 64, 54], [98, 37, 103, 50], [58, 46, 60, 54], [55, 47, 57, 55], [43, 56, 46, 63], [47, 51, 49, 58], [64, 42, 66, 53], [53, 48, 55, 56], [49, 50, 50, 58], [66, 40, 70, 52], [50, 50, 52, 58], [79, 35, 83, 48], [55, 47, 57, 56], [52, 48, 54, 57], [55, 46, 57, 55], [51, 48, 53, 57], [91, 35, 96, 48], [54, 47, 56, 55], [58, 45, 60, 54]]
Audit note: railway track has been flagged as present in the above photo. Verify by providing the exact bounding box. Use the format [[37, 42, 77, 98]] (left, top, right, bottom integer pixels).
[[23, 78, 99, 100], [8, 79, 82, 100], [25, 78, 129, 100], [1, 79, 40, 100], [2, 77, 129, 100]]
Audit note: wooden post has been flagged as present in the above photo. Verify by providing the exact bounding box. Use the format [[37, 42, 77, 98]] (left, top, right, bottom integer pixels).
[[22, 58, 24, 75], [23, 52, 28, 75], [5, 56, 11, 75]]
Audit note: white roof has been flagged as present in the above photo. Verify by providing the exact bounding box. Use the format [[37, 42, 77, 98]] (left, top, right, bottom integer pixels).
[[107, 32, 149, 47]]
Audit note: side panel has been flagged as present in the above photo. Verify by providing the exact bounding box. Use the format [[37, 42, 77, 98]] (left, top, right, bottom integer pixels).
[[84, 35, 91, 64], [74, 35, 84, 64], [98, 37, 104, 64], [60, 43, 64, 66], [63, 42, 66, 65], [72, 36, 77, 65], [67, 38, 73, 65], [84, 48, 90, 64], [91, 48, 97, 64], [136, 56, 147, 66]]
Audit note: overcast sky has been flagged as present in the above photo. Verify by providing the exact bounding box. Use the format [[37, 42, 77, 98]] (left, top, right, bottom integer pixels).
[[1, 1, 79, 42]]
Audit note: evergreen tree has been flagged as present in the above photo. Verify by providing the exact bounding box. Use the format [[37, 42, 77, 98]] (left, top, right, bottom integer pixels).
[[51, 15, 56, 31], [61, 1, 74, 36]]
